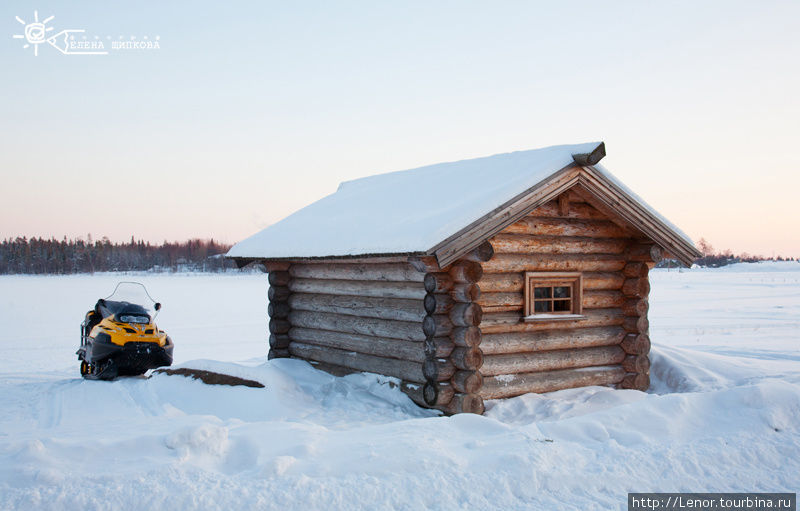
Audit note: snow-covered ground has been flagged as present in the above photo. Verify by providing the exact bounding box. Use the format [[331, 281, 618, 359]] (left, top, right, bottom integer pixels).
[[0, 263, 798, 510]]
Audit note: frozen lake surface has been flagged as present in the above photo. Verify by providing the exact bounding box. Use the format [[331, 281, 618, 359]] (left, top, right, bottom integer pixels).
[[0, 262, 798, 510]]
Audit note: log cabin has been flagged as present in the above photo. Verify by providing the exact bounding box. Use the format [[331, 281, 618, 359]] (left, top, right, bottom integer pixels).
[[227, 142, 700, 414]]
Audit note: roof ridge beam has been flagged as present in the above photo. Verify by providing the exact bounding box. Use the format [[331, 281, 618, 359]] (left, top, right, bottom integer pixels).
[[572, 142, 606, 166]]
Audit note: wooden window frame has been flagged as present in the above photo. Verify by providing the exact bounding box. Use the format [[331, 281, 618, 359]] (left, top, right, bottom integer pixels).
[[523, 272, 584, 322]]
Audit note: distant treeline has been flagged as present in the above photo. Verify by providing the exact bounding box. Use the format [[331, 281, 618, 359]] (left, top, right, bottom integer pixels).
[[657, 237, 797, 268], [0, 236, 237, 274], [1, 235, 795, 274]]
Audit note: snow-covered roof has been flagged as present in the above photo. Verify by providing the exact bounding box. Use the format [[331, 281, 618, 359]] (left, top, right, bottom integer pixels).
[[227, 142, 699, 265]]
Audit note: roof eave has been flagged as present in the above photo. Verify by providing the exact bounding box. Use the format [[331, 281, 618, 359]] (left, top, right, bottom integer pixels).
[[576, 166, 701, 266]]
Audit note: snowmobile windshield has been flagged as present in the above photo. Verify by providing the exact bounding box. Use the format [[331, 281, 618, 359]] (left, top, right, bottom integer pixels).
[[98, 282, 160, 322]]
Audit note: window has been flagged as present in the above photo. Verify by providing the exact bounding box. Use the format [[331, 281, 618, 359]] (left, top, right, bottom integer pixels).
[[524, 272, 583, 320]]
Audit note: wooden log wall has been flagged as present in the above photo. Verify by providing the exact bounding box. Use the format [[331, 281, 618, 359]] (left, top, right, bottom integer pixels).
[[475, 192, 654, 399], [263, 192, 660, 410], [262, 253, 491, 415], [277, 261, 430, 385]]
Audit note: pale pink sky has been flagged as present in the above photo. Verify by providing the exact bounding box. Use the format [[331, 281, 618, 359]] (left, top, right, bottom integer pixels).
[[2, 1, 798, 257]]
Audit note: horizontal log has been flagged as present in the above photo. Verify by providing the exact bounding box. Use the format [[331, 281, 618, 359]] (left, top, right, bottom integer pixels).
[[622, 354, 650, 373], [423, 314, 453, 337], [268, 302, 291, 319], [449, 261, 483, 283], [461, 241, 495, 263], [289, 342, 426, 383], [481, 346, 625, 376], [480, 326, 626, 355], [268, 271, 290, 287], [452, 326, 481, 348], [621, 278, 650, 298], [480, 308, 624, 334], [502, 217, 630, 238], [268, 286, 290, 302], [623, 315, 649, 334], [423, 381, 455, 407], [424, 336, 455, 358], [399, 381, 426, 408], [628, 244, 663, 263], [423, 357, 456, 382], [620, 372, 650, 391], [620, 333, 651, 355], [288, 293, 426, 322], [583, 290, 624, 309], [268, 318, 290, 334], [443, 393, 485, 415], [477, 271, 624, 294], [288, 327, 426, 362], [476, 292, 521, 308], [622, 262, 649, 278], [622, 298, 648, 317], [288, 278, 426, 300], [424, 273, 453, 294], [289, 262, 424, 282], [450, 283, 480, 303], [490, 235, 628, 255], [476, 273, 523, 294], [269, 334, 290, 349], [588, 273, 629, 292], [451, 346, 484, 371], [482, 254, 626, 274], [268, 348, 290, 359], [451, 370, 483, 394], [527, 201, 608, 220], [449, 303, 483, 327], [424, 293, 453, 315], [480, 365, 627, 399], [289, 310, 425, 341]]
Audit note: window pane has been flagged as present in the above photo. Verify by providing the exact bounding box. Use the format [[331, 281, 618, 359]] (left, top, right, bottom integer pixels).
[[553, 299, 571, 312], [534, 287, 551, 299], [534, 300, 551, 312], [553, 286, 571, 298]]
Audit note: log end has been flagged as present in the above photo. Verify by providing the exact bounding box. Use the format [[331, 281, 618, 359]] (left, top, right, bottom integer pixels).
[[464, 241, 495, 263], [268, 271, 291, 287], [446, 393, 485, 415], [620, 372, 650, 391], [424, 272, 454, 293], [268, 348, 290, 360], [423, 382, 455, 407], [452, 370, 483, 394]]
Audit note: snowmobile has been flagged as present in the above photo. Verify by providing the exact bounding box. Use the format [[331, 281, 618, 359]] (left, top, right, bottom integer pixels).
[[77, 282, 173, 380]]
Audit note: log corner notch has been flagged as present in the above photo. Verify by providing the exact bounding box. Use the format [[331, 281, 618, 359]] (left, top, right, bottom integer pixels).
[[618, 244, 653, 391], [266, 261, 292, 360], [416, 254, 487, 415], [572, 142, 606, 167]]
